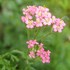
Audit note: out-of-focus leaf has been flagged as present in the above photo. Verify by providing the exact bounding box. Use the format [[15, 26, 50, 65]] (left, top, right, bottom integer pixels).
[[11, 54, 19, 62], [59, 0, 69, 10], [1, 66, 5, 70]]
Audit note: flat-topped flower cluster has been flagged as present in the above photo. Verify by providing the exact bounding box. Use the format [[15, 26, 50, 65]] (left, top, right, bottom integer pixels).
[[21, 6, 66, 32], [26, 40, 51, 63]]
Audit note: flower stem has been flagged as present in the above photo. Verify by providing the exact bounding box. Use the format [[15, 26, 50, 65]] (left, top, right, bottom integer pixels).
[[41, 32, 52, 41], [27, 29, 30, 40], [40, 28, 53, 41]]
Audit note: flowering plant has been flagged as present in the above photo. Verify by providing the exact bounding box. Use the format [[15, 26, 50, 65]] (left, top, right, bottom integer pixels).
[[21, 6, 66, 63]]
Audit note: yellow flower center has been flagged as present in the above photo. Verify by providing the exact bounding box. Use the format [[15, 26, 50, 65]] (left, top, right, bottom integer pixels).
[[38, 12, 41, 16], [28, 20, 33, 25]]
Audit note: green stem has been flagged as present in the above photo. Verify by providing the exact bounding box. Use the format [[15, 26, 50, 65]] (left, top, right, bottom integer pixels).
[[40, 32, 52, 41], [40, 28, 53, 41], [26, 29, 30, 40], [34, 27, 44, 39], [34, 27, 40, 39]]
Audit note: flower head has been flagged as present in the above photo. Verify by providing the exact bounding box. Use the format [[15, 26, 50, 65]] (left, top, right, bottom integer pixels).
[[26, 40, 38, 48], [21, 6, 66, 32], [29, 51, 35, 58], [53, 18, 66, 32], [27, 40, 51, 63]]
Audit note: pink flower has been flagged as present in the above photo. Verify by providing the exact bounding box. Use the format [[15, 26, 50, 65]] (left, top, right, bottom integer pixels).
[[52, 18, 66, 32], [26, 20, 34, 28], [35, 18, 43, 27], [42, 18, 52, 26], [39, 43, 44, 47], [47, 50, 51, 56], [21, 16, 25, 22], [36, 45, 51, 63], [29, 51, 35, 58], [41, 50, 51, 63], [27, 6, 37, 15], [52, 16, 56, 23], [26, 40, 38, 48]]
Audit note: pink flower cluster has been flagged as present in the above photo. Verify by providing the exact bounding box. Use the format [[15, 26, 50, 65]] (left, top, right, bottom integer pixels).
[[21, 6, 66, 32], [26, 40, 51, 63], [52, 16, 66, 32], [26, 40, 39, 48]]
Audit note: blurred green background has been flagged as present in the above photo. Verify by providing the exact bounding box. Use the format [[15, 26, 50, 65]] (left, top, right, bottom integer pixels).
[[0, 0, 70, 70]]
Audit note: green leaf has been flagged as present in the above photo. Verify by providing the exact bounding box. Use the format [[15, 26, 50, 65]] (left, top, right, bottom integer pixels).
[[11, 54, 19, 62], [1, 66, 5, 70]]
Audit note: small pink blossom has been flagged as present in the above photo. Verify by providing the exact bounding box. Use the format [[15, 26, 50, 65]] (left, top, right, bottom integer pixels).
[[52, 18, 66, 32], [26, 20, 34, 28], [36, 47, 51, 63], [26, 40, 38, 48], [29, 51, 35, 58], [52, 16, 56, 23]]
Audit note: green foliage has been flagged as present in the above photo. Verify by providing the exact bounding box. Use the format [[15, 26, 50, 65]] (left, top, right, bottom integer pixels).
[[0, 0, 70, 70]]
